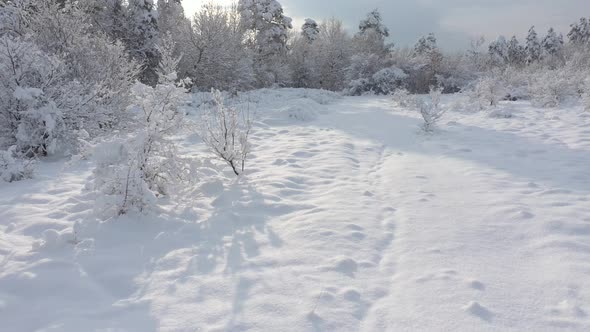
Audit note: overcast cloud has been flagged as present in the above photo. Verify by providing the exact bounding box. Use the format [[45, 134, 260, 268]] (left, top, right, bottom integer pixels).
[[182, 0, 590, 49]]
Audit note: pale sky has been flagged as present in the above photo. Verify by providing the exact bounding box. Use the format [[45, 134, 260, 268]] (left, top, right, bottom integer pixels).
[[181, 0, 590, 49]]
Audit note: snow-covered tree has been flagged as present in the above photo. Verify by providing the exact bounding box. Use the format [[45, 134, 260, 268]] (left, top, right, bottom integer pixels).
[[313, 19, 352, 91], [301, 18, 319, 43], [567, 17, 590, 47], [0, 36, 68, 156], [238, 0, 293, 86], [94, 50, 190, 216], [525, 26, 541, 64], [157, 0, 185, 35], [488, 36, 509, 66], [354, 9, 392, 56], [507, 36, 526, 67], [156, 0, 190, 64], [359, 9, 389, 37], [414, 33, 439, 57], [199, 90, 252, 176], [541, 28, 564, 58], [418, 86, 445, 132], [411, 33, 443, 92], [371, 66, 408, 95], [529, 69, 576, 108], [0, 1, 137, 158], [82, 0, 127, 41], [25, 2, 138, 135], [470, 75, 506, 110], [126, 0, 160, 86], [183, 4, 255, 91], [289, 19, 320, 88]]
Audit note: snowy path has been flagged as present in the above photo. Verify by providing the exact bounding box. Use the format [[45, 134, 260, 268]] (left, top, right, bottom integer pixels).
[[1, 92, 590, 331]]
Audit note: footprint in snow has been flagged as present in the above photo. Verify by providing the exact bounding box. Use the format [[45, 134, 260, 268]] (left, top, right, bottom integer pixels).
[[328, 257, 358, 277], [467, 279, 486, 290], [464, 301, 493, 321]]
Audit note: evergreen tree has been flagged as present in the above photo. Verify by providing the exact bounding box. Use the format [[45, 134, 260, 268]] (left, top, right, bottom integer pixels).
[[525, 26, 541, 64], [488, 36, 509, 65], [301, 18, 319, 43], [238, 0, 293, 86], [83, 0, 127, 42], [358, 9, 389, 37], [354, 9, 392, 56], [412, 33, 443, 92], [507, 36, 526, 67], [414, 33, 438, 57], [567, 17, 590, 46], [542, 27, 564, 58], [127, 0, 160, 86]]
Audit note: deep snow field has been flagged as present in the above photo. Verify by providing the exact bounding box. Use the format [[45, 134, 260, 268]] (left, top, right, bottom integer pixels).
[[1, 89, 590, 331]]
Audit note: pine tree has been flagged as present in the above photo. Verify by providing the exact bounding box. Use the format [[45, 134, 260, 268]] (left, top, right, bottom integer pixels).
[[354, 9, 392, 56], [238, 0, 293, 86], [567, 17, 590, 46], [542, 27, 564, 58], [157, 0, 187, 36], [488, 36, 509, 65], [127, 0, 160, 86], [525, 26, 541, 64], [507, 36, 526, 67], [301, 18, 319, 43], [412, 33, 443, 92], [83, 0, 127, 42], [358, 9, 389, 37], [290, 19, 319, 88], [414, 33, 438, 57]]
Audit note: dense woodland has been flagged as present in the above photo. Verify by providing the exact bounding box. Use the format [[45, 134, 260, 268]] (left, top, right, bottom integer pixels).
[[1, 0, 590, 202]]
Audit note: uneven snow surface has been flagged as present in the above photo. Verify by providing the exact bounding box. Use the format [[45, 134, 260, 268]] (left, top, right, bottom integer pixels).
[[1, 90, 590, 331]]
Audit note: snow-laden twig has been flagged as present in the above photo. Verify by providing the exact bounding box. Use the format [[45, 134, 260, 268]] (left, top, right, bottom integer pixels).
[[200, 89, 252, 176]]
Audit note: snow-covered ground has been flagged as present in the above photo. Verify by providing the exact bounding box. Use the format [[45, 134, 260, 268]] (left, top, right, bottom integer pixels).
[[1, 89, 590, 331]]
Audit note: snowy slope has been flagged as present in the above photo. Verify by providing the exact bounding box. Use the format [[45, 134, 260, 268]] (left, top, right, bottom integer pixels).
[[1, 90, 590, 331]]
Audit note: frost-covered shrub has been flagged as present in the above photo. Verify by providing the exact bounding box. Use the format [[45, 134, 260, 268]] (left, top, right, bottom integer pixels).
[[345, 53, 384, 95], [93, 77, 190, 216], [418, 86, 446, 132], [347, 78, 372, 96], [199, 89, 252, 176], [0, 2, 138, 157], [372, 66, 408, 95], [392, 89, 416, 108], [498, 67, 530, 100], [346, 65, 408, 96], [0, 36, 70, 156], [0, 146, 36, 183], [284, 98, 319, 121], [470, 76, 506, 110], [529, 70, 576, 108]]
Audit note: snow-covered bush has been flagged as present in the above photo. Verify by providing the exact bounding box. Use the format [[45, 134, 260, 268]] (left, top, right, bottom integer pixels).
[[93, 50, 190, 216], [0, 36, 70, 156], [372, 66, 408, 95], [25, 2, 138, 135], [392, 89, 416, 108], [418, 86, 446, 132], [200, 89, 252, 176], [345, 53, 389, 95], [529, 69, 575, 108], [0, 146, 36, 183], [0, 3, 137, 157], [470, 76, 506, 110]]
